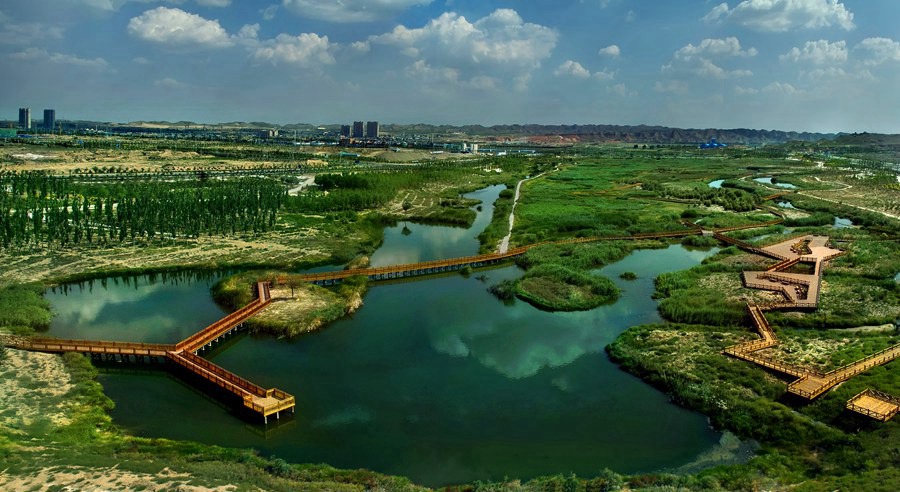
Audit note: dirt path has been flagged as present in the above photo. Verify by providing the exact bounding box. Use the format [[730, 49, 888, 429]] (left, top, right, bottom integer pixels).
[[797, 189, 900, 221], [499, 171, 550, 253]]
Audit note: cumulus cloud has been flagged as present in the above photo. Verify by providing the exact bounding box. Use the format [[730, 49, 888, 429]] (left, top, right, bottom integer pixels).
[[128, 7, 233, 48], [371, 9, 557, 89], [282, 0, 433, 23], [196, 0, 230, 6], [10, 47, 109, 69], [555, 60, 590, 79], [780, 40, 847, 64], [703, 0, 854, 32], [664, 37, 754, 81], [855, 37, 900, 66], [675, 37, 757, 59], [598, 44, 620, 58], [253, 33, 335, 67]]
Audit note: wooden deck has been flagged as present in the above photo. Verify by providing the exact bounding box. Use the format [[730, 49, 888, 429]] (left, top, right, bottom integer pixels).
[[722, 234, 900, 420], [847, 390, 900, 421]]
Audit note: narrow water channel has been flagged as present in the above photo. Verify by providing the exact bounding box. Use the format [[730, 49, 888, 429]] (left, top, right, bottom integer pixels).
[[45, 186, 726, 487]]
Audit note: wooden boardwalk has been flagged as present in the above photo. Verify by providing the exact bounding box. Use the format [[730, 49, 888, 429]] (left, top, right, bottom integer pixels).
[[6, 281, 294, 423], [721, 233, 900, 419], [293, 228, 706, 285]]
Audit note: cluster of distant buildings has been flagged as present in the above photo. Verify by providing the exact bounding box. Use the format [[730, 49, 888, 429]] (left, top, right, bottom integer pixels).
[[340, 121, 380, 140], [16, 107, 56, 131]]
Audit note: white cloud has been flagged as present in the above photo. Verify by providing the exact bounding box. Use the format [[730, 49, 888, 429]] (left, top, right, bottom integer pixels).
[[132, 56, 151, 64], [10, 47, 109, 69], [694, 58, 752, 78], [734, 85, 759, 95], [0, 13, 64, 45], [703, 0, 854, 32], [154, 77, 185, 89], [555, 60, 590, 79], [780, 40, 847, 64], [197, 0, 230, 6], [371, 9, 557, 89], [282, 0, 433, 23], [763, 81, 799, 94], [593, 69, 615, 81], [261, 5, 278, 20], [237, 23, 260, 41], [598, 44, 620, 58], [675, 37, 757, 59], [128, 7, 233, 48], [702, 3, 730, 23], [654, 80, 688, 94], [855, 37, 900, 66], [665, 38, 754, 81], [253, 33, 335, 67], [72, 0, 188, 11]]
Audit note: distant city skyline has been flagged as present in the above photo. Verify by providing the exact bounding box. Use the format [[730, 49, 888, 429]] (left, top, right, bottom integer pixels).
[[2, 1, 899, 133]]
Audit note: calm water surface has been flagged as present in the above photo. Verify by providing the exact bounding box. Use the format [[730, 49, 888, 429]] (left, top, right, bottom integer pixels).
[[707, 179, 724, 188], [754, 176, 798, 189], [46, 186, 725, 486]]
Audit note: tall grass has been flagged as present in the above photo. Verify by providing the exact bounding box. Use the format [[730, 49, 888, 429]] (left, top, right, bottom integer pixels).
[[0, 283, 52, 334]]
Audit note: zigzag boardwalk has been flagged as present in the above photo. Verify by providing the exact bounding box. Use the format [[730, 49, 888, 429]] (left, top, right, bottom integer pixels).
[[720, 233, 900, 421], [5, 282, 294, 423]]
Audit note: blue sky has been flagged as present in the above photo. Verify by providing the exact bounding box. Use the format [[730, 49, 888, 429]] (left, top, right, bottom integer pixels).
[[2, 0, 899, 132]]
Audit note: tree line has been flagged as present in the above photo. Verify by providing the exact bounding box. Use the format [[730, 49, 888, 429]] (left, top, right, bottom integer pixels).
[[0, 173, 285, 249]]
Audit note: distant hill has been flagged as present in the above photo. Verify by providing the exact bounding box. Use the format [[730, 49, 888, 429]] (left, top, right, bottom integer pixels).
[[55, 120, 875, 145], [379, 124, 838, 145]]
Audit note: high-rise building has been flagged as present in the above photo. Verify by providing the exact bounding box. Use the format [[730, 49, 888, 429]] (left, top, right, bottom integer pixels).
[[18, 108, 31, 130], [366, 121, 379, 139], [43, 109, 55, 131], [352, 121, 364, 139], [340, 125, 351, 138]]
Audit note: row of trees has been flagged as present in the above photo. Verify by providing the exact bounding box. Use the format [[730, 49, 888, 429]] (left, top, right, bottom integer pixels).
[[1, 174, 285, 249]]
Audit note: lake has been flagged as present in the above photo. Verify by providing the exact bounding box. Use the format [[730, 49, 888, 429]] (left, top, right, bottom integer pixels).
[[45, 186, 728, 487]]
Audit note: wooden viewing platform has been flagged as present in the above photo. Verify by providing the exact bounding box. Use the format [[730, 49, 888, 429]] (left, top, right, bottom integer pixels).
[[721, 233, 900, 420], [847, 389, 900, 421]]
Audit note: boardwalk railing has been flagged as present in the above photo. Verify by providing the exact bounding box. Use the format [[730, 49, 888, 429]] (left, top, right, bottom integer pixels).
[[9, 337, 174, 357], [176, 282, 272, 353]]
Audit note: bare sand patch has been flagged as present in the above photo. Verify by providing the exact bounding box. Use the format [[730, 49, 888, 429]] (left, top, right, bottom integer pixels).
[[0, 465, 237, 492], [0, 347, 73, 429]]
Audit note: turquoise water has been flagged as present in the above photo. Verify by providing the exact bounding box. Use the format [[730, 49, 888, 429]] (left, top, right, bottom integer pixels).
[[708, 179, 724, 188], [754, 177, 798, 189], [45, 187, 727, 487]]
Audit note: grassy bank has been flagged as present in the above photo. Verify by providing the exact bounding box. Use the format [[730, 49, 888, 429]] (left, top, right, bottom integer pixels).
[[212, 271, 369, 338], [0, 283, 51, 335]]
